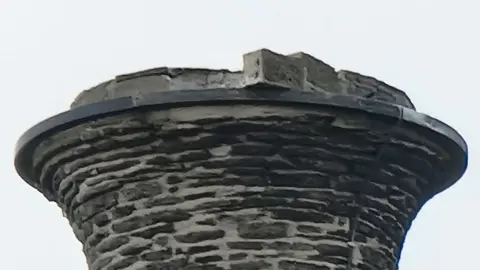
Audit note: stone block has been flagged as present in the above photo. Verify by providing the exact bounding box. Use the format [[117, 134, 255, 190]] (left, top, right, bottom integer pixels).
[[288, 52, 339, 91], [243, 48, 305, 89]]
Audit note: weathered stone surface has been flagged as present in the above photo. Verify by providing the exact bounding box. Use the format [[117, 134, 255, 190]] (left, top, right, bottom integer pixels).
[[24, 49, 462, 270], [71, 49, 415, 110], [31, 102, 449, 270]]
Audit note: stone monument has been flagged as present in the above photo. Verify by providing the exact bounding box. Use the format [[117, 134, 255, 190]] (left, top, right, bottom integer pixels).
[[14, 49, 468, 270]]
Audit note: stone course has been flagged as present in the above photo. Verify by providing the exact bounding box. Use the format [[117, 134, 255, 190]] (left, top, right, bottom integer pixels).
[[28, 49, 452, 269]]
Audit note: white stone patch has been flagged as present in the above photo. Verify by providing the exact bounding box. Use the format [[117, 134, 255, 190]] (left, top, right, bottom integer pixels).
[[331, 116, 371, 130], [388, 163, 417, 177], [364, 195, 399, 213], [183, 166, 225, 177], [349, 241, 364, 265], [208, 145, 232, 157], [167, 105, 319, 122], [389, 138, 437, 156]]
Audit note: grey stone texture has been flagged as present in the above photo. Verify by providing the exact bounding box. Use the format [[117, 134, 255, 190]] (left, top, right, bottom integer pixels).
[[71, 49, 414, 110], [30, 49, 448, 269]]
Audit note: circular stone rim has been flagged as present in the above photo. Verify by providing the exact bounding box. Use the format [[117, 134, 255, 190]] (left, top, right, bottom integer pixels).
[[14, 87, 468, 198]]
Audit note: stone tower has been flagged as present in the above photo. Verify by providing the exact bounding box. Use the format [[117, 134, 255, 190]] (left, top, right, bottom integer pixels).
[[14, 49, 467, 270]]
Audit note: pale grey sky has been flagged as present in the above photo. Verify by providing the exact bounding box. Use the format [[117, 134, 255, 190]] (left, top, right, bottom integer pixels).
[[0, 1, 477, 269]]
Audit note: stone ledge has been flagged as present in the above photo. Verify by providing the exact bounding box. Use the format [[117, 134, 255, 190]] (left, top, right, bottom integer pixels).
[[71, 49, 415, 110]]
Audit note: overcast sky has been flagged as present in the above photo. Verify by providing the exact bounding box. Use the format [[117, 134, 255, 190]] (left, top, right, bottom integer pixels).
[[0, 1, 477, 269]]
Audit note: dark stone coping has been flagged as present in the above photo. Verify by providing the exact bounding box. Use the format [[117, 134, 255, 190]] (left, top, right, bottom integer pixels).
[[14, 87, 468, 198]]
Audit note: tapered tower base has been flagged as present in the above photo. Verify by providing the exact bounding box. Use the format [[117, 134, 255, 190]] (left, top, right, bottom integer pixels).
[[15, 50, 467, 270]]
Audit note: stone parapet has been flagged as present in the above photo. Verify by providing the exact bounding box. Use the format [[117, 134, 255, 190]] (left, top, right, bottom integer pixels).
[[72, 49, 415, 110]]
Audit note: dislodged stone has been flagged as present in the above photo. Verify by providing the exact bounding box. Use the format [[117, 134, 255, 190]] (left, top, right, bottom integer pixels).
[[243, 49, 305, 90], [288, 52, 339, 91]]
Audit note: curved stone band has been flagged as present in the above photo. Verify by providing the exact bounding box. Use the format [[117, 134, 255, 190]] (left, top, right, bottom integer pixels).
[[15, 87, 467, 201]]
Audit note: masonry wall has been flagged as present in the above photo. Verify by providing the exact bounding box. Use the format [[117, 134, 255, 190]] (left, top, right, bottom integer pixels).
[[32, 103, 437, 270]]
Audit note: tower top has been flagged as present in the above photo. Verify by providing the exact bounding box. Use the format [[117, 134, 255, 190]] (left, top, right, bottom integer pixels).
[[15, 49, 467, 202], [72, 49, 415, 109], [13, 48, 468, 269]]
